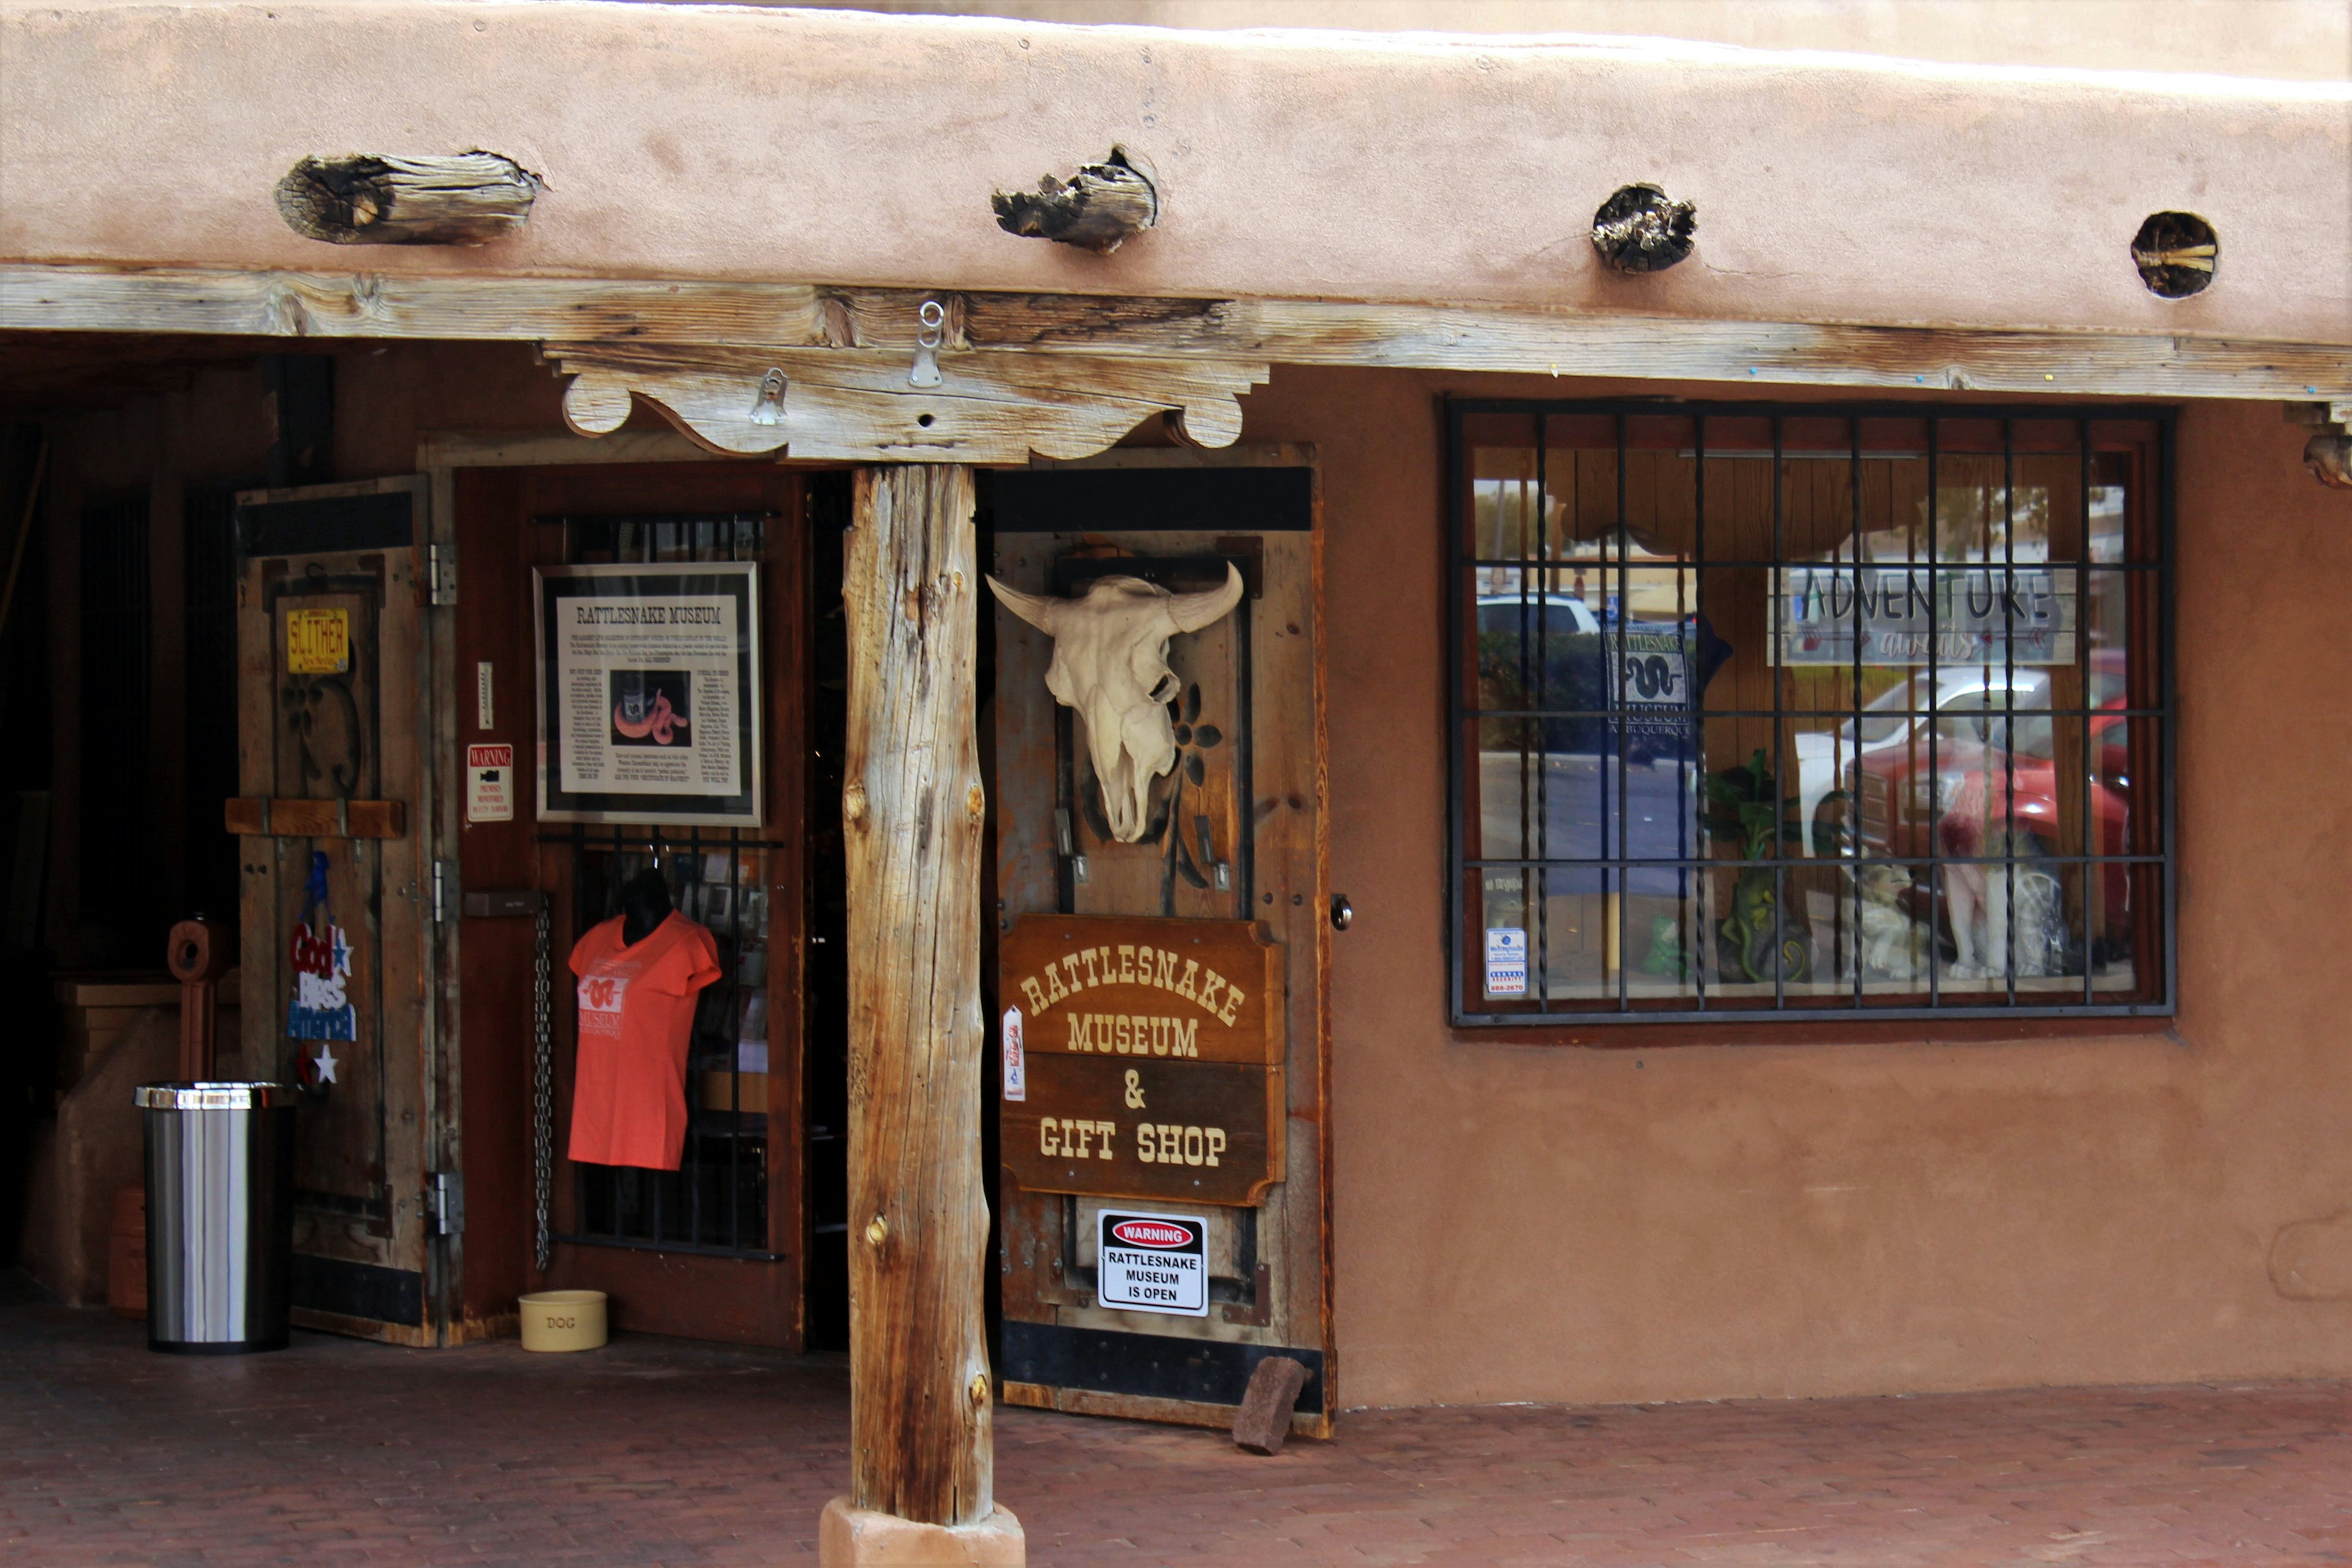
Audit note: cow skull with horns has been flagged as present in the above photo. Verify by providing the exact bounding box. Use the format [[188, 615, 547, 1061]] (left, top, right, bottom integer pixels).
[[987, 565, 1246, 842]]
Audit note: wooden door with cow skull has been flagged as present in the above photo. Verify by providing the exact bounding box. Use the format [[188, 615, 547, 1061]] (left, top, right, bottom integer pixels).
[[986, 449, 1332, 1438], [232, 478, 437, 1344]]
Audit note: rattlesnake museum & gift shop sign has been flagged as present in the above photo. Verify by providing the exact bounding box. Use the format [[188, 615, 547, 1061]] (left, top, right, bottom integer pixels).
[[999, 915, 1284, 1207]]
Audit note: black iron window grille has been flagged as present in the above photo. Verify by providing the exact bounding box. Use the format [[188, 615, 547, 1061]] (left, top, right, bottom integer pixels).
[[1447, 401, 2174, 1025], [543, 511, 783, 1257]]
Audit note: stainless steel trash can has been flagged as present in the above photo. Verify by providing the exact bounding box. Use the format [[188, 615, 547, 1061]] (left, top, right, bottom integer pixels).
[[135, 1082, 296, 1354]]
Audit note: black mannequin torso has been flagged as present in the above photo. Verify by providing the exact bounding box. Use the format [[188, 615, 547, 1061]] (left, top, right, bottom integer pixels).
[[621, 869, 674, 946]]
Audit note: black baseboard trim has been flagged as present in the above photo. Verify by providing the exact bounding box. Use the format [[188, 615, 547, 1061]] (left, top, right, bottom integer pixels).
[[292, 1254, 424, 1327], [998, 1319, 1324, 1414]]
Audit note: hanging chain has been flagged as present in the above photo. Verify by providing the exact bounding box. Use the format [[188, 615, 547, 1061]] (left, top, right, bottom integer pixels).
[[532, 897, 554, 1272]]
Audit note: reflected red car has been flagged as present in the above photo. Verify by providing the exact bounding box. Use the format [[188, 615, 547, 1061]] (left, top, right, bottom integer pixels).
[[1849, 697, 2135, 927]]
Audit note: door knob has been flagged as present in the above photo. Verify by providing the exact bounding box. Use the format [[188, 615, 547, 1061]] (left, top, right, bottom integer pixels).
[[1329, 894, 1353, 932]]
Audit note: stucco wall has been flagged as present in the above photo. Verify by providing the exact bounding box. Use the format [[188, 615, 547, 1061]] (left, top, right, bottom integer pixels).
[[3, 2, 2347, 344], [1220, 368, 2352, 1406], [807, 1, 2352, 83]]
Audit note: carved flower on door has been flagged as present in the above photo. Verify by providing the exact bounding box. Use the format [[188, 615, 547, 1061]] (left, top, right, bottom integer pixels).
[[1163, 680, 1225, 890]]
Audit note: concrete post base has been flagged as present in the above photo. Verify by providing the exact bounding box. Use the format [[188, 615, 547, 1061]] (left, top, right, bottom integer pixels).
[[817, 1497, 1025, 1566]]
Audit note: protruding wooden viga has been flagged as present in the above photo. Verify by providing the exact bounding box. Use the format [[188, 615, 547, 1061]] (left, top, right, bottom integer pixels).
[[839, 464, 995, 1526]]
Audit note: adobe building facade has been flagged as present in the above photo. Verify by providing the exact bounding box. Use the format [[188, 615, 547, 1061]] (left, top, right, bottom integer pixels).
[[2, 4, 2346, 1540]]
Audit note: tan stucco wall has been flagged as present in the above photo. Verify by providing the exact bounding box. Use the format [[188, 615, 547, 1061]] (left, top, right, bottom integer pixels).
[[809, 1, 2352, 83], [3, 2, 2348, 344], [1215, 368, 2352, 1406]]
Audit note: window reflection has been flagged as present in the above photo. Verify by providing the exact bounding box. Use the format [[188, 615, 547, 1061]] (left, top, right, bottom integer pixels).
[[1459, 409, 2165, 1017]]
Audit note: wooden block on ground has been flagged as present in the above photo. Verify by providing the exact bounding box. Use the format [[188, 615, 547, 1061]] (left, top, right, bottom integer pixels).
[[1232, 1355, 1311, 1455]]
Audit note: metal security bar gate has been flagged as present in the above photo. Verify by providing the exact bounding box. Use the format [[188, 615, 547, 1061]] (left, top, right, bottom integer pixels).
[[541, 512, 782, 1261]]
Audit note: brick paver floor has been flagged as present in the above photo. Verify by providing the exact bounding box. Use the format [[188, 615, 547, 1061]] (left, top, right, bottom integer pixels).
[[2, 1291, 2344, 1566]]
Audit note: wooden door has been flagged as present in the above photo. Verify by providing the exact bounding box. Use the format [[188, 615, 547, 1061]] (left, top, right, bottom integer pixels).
[[233, 478, 437, 1343], [988, 448, 1334, 1438], [450, 462, 811, 1349]]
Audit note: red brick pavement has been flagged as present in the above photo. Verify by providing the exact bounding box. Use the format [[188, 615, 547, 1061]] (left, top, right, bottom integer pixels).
[[2, 1294, 2344, 1566]]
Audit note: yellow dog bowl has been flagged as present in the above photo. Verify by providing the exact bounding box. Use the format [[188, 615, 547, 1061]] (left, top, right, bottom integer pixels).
[[518, 1289, 608, 1352]]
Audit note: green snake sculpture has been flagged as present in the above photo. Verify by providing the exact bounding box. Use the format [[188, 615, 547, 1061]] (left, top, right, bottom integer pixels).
[[1720, 870, 1811, 984]]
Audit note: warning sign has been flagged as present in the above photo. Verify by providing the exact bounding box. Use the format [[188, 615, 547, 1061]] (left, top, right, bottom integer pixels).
[[1096, 1208, 1208, 1317], [467, 744, 515, 824], [285, 608, 350, 674]]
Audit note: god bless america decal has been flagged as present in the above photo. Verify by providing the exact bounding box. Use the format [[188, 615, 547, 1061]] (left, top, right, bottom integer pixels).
[[1096, 1209, 1208, 1317]]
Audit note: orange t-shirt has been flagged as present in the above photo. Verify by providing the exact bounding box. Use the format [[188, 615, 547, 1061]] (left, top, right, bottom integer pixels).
[[568, 911, 722, 1170]]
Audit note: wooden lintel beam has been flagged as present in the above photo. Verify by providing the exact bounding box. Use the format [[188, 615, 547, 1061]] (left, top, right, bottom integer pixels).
[[962, 294, 2352, 404], [0, 264, 821, 344], [3, 264, 2346, 402]]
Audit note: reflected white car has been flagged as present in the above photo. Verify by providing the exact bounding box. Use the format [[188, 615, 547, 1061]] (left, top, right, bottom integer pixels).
[[1474, 593, 1602, 638]]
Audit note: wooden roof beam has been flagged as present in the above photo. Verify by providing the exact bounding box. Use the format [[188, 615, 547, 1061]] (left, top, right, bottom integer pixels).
[[6, 265, 2343, 405]]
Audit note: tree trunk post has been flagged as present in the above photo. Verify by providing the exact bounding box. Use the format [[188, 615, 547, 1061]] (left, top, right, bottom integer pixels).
[[826, 464, 1022, 1565]]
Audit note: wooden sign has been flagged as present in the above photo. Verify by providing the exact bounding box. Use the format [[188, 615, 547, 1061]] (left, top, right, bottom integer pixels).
[[1000, 915, 1284, 1206]]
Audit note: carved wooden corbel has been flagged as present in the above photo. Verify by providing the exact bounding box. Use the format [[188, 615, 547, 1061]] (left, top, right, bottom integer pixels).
[[275, 153, 541, 245], [2287, 401, 2352, 490], [547, 337, 1265, 462]]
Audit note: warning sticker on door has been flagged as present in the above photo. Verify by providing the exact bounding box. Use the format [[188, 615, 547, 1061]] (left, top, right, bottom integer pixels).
[[467, 744, 515, 824], [285, 608, 350, 674], [1485, 927, 1528, 997], [1096, 1209, 1208, 1317]]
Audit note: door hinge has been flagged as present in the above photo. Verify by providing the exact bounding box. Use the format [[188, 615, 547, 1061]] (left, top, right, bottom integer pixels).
[[428, 1171, 465, 1237], [427, 543, 458, 606], [431, 860, 458, 923]]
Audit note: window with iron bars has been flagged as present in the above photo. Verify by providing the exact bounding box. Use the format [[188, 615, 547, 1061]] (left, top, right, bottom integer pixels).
[[1448, 402, 2172, 1025], [545, 511, 785, 1257]]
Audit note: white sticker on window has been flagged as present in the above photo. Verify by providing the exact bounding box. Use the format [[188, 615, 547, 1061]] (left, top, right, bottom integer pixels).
[[1485, 927, 1528, 997]]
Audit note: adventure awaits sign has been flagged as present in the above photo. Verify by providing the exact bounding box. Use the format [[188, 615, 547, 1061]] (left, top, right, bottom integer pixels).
[[1000, 915, 1284, 1207]]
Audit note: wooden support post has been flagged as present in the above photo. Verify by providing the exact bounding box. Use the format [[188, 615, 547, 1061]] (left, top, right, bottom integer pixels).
[[831, 465, 1022, 1564]]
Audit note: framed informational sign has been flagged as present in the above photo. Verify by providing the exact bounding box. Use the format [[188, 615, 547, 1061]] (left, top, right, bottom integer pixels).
[[533, 564, 763, 826]]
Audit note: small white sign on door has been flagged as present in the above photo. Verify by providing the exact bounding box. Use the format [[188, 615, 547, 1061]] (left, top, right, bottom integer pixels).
[[1485, 926, 1528, 997], [1001, 1006, 1026, 1101], [1096, 1209, 1208, 1317], [467, 744, 515, 824]]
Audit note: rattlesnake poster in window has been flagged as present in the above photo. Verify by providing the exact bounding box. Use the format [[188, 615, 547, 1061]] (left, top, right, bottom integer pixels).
[[534, 564, 763, 826]]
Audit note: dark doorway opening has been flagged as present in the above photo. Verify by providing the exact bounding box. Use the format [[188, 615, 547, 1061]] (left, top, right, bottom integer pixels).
[[77, 495, 159, 967], [803, 473, 851, 1351]]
